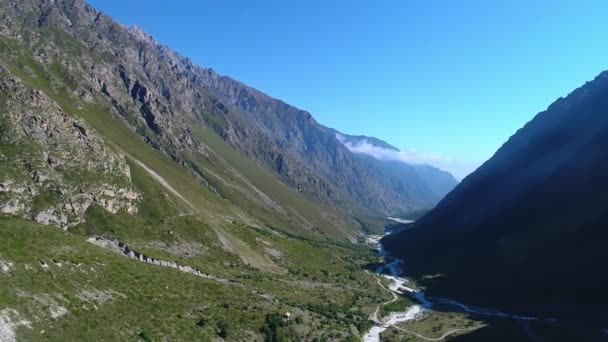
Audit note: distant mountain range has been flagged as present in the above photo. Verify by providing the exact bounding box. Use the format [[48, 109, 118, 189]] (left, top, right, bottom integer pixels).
[[384, 70, 608, 323], [334, 132, 458, 206]]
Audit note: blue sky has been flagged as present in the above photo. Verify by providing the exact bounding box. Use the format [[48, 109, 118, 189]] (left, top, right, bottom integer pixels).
[[88, 0, 608, 179]]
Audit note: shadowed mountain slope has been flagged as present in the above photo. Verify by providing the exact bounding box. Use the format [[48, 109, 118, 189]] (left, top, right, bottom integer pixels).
[[384, 70, 608, 322]]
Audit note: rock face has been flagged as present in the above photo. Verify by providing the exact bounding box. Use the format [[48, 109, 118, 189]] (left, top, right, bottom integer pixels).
[[0, 65, 139, 228], [0, 0, 456, 235], [384, 70, 608, 322]]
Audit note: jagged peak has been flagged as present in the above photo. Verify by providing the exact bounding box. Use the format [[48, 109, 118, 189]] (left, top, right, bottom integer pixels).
[[123, 24, 158, 46]]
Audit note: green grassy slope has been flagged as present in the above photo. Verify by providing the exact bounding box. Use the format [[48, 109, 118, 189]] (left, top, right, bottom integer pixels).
[[0, 101, 392, 339], [0, 217, 271, 341]]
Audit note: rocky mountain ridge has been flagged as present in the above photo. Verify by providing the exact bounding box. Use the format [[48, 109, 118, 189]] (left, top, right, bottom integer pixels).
[[0, 0, 456, 238]]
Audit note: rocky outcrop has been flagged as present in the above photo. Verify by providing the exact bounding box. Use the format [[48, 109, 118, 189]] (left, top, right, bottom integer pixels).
[[87, 237, 211, 278], [86, 237, 275, 301], [0, 308, 31, 342], [0, 65, 139, 228]]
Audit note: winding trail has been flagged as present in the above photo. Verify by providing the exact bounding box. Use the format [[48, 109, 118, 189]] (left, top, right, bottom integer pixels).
[[370, 275, 398, 323]]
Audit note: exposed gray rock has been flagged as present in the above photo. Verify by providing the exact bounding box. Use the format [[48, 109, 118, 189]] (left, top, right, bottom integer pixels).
[[0, 66, 140, 228], [87, 237, 211, 279], [77, 288, 126, 306], [0, 260, 13, 273], [1, 201, 24, 215], [0, 308, 31, 342], [34, 210, 67, 226]]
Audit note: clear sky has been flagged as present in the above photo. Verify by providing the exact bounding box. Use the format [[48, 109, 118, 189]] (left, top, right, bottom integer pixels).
[[88, 0, 608, 179]]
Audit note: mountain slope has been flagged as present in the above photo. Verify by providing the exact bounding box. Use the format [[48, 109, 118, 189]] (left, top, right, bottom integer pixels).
[[0, 41, 388, 341], [0, 0, 457, 240], [383, 70, 608, 322], [0, 0, 460, 339]]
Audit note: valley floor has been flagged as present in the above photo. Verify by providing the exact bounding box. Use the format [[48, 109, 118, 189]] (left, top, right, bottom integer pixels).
[[363, 234, 484, 342]]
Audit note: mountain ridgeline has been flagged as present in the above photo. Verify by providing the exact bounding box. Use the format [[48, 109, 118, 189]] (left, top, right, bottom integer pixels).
[[384, 70, 608, 323], [0, 0, 456, 240]]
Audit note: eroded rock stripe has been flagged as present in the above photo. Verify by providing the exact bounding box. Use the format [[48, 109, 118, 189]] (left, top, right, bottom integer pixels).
[[86, 237, 275, 301], [87, 237, 214, 279]]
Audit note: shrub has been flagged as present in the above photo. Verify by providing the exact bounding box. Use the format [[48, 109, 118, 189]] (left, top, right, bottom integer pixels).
[[216, 320, 230, 338]]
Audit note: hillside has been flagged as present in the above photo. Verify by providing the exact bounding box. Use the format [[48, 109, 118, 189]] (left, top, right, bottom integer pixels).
[[0, 0, 457, 244], [383, 70, 608, 323]]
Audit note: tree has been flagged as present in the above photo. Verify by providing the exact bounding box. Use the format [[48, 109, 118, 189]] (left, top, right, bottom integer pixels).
[[260, 313, 297, 342]]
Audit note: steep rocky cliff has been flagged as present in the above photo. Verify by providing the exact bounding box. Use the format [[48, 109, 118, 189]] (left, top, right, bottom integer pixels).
[[0, 64, 139, 227]]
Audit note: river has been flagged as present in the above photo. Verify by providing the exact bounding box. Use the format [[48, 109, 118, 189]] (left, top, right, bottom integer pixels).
[[362, 234, 431, 342], [363, 228, 550, 341]]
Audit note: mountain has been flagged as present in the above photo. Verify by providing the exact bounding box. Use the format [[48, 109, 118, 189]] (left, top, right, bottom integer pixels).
[[0, 0, 462, 339], [0, 0, 456, 241], [334, 132, 458, 204], [331, 130, 401, 151], [383, 70, 608, 323]]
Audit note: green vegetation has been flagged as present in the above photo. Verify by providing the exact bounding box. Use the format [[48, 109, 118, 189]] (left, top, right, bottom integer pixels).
[[0, 202, 393, 340], [379, 296, 415, 317], [30, 190, 61, 211], [260, 313, 297, 342], [0, 217, 266, 341], [190, 125, 355, 239], [377, 311, 482, 341]]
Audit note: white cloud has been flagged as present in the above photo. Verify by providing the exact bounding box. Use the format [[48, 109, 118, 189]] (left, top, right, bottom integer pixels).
[[336, 133, 448, 165], [335, 134, 477, 180]]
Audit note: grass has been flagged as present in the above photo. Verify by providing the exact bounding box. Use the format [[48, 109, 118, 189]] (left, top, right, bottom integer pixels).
[[0, 206, 392, 340], [30, 190, 62, 211], [379, 314, 478, 341], [0, 142, 38, 182], [0, 217, 270, 341]]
